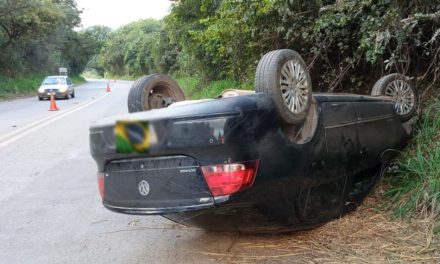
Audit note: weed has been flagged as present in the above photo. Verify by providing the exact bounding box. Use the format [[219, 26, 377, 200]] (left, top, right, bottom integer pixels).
[[384, 100, 440, 221]]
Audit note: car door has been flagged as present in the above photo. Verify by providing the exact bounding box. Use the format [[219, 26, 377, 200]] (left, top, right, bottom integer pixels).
[[354, 101, 400, 168], [297, 101, 359, 224], [66, 78, 73, 94], [322, 102, 359, 168]]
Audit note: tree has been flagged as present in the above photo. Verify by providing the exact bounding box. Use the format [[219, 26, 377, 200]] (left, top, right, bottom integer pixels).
[[82, 25, 112, 76], [98, 19, 165, 77], [0, 0, 90, 76], [163, 0, 440, 93]]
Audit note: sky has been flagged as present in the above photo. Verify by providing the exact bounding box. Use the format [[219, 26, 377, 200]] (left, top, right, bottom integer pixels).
[[75, 0, 172, 29]]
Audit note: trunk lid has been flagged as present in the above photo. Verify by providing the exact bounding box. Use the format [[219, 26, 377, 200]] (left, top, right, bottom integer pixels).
[[103, 155, 214, 214]]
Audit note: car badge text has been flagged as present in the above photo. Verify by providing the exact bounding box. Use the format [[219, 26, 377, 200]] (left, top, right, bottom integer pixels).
[[179, 168, 196, 173]]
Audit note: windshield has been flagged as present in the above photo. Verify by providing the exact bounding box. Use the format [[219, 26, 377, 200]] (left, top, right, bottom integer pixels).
[[42, 77, 65, 85]]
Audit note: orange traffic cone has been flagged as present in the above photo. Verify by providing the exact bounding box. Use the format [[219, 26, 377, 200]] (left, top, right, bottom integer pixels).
[[106, 81, 111, 93], [49, 94, 59, 111]]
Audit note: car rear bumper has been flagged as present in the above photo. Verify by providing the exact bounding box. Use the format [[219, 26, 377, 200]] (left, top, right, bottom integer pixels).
[[89, 93, 278, 171], [101, 155, 216, 213]]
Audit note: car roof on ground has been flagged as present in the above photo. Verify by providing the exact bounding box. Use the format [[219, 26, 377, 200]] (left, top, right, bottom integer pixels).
[[313, 93, 392, 103], [45, 76, 69, 78]]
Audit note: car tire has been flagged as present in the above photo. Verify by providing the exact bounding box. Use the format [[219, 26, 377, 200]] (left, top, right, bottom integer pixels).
[[371, 73, 418, 122], [127, 74, 185, 113], [255, 49, 312, 125], [38, 96, 43, 101], [71, 89, 75, 98]]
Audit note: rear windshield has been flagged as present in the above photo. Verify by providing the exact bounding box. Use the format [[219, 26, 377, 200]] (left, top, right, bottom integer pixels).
[[42, 77, 66, 85]]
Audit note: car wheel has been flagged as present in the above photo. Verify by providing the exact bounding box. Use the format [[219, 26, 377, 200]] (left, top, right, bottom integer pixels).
[[371, 73, 418, 122], [38, 96, 43, 101], [127, 74, 185, 113], [71, 89, 75, 98], [255, 49, 312, 125]]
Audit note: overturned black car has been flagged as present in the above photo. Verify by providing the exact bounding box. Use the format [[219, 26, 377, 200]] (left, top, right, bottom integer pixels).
[[89, 49, 418, 232]]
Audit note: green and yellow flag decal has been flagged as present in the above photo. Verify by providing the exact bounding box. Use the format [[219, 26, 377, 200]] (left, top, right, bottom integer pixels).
[[115, 121, 151, 153]]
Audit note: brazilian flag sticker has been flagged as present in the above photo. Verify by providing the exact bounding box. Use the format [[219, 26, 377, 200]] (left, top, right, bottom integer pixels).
[[115, 121, 151, 153]]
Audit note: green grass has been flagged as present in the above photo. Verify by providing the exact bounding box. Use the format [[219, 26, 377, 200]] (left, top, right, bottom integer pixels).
[[0, 74, 86, 100], [384, 99, 440, 224], [174, 76, 253, 99], [0, 74, 45, 99], [71, 75, 86, 84]]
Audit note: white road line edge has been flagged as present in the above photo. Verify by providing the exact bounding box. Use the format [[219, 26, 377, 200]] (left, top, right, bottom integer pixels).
[[0, 93, 109, 148]]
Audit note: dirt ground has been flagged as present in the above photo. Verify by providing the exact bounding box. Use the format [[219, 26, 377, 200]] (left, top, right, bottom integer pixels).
[[189, 194, 439, 264], [0, 91, 36, 101]]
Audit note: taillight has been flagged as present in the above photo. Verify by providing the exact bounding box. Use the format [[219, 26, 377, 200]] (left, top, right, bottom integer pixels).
[[201, 160, 259, 197], [97, 172, 105, 199]]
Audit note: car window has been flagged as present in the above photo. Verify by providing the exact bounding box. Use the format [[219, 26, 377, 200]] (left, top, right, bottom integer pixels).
[[67, 78, 72, 84], [42, 77, 66, 85]]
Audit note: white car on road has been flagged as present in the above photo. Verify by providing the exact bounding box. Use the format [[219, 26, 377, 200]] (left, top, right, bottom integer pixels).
[[38, 76, 75, 100]]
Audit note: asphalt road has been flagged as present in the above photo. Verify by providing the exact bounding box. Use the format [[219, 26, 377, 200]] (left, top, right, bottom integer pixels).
[[0, 80, 274, 264]]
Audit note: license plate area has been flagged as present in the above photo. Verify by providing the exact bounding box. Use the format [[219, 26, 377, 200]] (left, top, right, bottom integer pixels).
[[104, 156, 214, 211]]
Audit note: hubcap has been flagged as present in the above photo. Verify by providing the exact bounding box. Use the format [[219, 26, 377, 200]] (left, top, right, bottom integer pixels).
[[148, 93, 166, 109], [385, 79, 415, 115], [280, 59, 310, 114]]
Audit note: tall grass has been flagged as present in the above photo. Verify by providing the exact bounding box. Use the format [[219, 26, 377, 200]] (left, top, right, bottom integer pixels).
[[384, 100, 440, 224], [173, 76, 202, 98], [70, 76, 86, 84], [0, 74, 85, 100], [0, 74, 45, 98]]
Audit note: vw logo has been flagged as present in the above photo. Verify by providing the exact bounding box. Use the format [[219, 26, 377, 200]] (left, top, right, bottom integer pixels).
[[138, 180, 150, 196]]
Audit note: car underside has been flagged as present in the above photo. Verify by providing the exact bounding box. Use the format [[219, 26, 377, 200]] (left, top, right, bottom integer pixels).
[[90, 94, 412, 232], [89, 49, 417, 233]]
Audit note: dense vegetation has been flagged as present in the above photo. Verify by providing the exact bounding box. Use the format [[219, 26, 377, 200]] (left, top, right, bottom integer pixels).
[[2, 0, 439, 94], [94, 19, 173, 77], [0, 0, 109, 76], [0, 0, 108, 98], [95, 0, 440, 96], [0, 0, 110, 99]]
